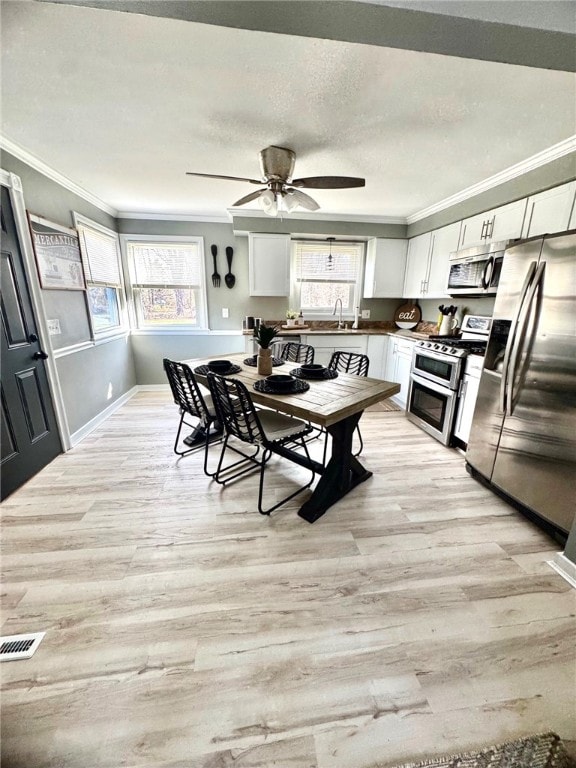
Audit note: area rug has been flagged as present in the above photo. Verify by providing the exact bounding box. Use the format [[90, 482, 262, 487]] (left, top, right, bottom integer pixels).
[[379, 732, 575, 768]]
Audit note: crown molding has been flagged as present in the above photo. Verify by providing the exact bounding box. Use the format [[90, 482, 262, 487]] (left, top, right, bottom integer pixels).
[[407, 136, 576, 225], [228, 208, 406, 225], [116, 210, 231, 223], [0, 135, 118, 217]]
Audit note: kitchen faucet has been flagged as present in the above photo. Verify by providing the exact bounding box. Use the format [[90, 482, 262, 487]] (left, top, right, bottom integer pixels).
[[333, 298, 344, 329]]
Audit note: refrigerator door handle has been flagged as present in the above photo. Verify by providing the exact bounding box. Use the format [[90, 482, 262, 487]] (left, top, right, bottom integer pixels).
[[506, 261, 546, 416], [499, 260, 538, 413]]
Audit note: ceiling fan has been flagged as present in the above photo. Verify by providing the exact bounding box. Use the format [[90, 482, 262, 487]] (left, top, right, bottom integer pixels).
[[186, 146, 365, 216]]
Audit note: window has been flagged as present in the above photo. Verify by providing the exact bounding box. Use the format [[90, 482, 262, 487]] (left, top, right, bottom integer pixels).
[[291, 240, 364, 316], [123, 236, 208, 329], [73, 213, 126, 337]]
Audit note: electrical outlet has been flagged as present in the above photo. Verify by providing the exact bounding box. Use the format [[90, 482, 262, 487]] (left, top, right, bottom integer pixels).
[[222, 308, 229, 318], [361, 309, 370, 319]]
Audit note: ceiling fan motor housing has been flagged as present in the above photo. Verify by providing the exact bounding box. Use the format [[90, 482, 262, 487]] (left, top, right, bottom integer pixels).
[[259, 146, 295, 181]]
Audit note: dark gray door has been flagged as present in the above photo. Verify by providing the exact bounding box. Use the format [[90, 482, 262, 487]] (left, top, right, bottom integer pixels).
[[1, 184, 62, 499]]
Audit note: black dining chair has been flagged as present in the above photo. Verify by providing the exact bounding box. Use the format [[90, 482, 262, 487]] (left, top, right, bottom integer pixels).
[[276, 342, 315, 365], [163, 358, 221, 475], [326, 351, 370, 458], [206, 373, 317, 515]]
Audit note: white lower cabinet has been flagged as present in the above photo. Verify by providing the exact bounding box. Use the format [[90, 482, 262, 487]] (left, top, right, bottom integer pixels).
[[366, 335, 389, 379], [384, 336, 415, 409], [453, 357, 483, 445], [301, 334, 367, 367]]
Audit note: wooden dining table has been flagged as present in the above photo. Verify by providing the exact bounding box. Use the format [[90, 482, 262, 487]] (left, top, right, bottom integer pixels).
[[185, 352, 400, 523]]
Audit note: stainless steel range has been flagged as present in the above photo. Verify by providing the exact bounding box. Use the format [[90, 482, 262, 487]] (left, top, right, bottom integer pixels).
[[406, 315, 491, 445]]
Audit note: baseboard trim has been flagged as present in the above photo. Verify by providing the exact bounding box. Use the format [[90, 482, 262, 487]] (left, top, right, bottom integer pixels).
[[69, 387, 139, 447], [548, 553, 576, 589]]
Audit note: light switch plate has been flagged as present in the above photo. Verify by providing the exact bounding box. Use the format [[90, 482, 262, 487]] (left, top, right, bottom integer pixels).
[[222, 308, 229, 318], [361, 310, 370, 319]]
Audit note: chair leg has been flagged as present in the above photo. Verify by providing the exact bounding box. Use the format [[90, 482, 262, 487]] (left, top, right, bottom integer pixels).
[[257, 438, 316, 516], [212, 434, 262, 486], [173, 411, 205, 458], [353, 425, 364, 457]]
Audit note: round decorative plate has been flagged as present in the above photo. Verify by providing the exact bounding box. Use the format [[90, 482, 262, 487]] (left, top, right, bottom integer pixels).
[[193, 364, 242, 376], [253, 378, 310, 395], [243, 356, 285, 367], [291, 367, 338, 380]]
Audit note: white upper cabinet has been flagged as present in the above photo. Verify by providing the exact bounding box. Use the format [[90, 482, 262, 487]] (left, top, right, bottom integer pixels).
[[363, 238, 408, 298], [459, 199, 527, 249], [403, 232, 432, 298], [403, 222, 459, 299], [248, 233, 291, 296], [426, 221, 461, 297], [522, 182, 576, 239]]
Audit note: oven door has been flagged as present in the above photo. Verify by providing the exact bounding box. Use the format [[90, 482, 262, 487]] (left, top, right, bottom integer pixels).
[[411, 348, 462, 390], [407, 373, 458, 445]]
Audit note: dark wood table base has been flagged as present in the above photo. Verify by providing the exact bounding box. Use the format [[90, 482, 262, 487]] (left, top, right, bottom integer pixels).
[[298, 412, 372, 523]]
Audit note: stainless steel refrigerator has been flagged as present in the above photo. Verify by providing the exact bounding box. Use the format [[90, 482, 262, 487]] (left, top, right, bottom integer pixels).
[[466, 230, 576, 536]]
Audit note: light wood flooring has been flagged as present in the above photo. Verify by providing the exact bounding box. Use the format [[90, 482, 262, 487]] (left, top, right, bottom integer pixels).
[[1, 391, 575, 768]]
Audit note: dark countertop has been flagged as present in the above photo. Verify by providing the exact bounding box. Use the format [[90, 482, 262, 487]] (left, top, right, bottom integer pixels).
[[243, 327, 430, 340]]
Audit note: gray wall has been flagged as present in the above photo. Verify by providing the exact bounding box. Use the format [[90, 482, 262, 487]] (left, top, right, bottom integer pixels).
[[56, 336, 136, 434], [1, 151, 137, 435]]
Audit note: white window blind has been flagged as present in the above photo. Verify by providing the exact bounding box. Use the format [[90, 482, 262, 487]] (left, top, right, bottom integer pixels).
[[294, 241, 362, 283], [130, 243, 202, 288], [77, 226, 122, 286]]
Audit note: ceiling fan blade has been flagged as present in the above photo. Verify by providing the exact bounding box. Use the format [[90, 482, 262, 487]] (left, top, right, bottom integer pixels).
[[186, 172, 262, 185], [232, 189, 266, 207], [286, 188, 320, 211], [291, 176, 365, 189]]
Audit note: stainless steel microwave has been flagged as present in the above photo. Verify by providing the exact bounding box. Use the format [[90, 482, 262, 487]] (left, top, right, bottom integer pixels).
[[446, 240, 511, 296]]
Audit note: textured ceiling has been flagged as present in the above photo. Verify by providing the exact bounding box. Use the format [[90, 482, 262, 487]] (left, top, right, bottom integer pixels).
[[1, 1, 575, 220]]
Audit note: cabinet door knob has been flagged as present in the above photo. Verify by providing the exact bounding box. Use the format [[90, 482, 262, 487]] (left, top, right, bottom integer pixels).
[[33, 350, 49, 360]]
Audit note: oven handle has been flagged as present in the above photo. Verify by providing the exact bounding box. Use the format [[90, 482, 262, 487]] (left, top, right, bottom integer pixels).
[[499, 261, 538, 414], [410, 371, 458, 398]]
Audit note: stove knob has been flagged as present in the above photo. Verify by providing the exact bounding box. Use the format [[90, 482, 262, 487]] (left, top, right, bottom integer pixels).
[[450, 348, 457, 354]]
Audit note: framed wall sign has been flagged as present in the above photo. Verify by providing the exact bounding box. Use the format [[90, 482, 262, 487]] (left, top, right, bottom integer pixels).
[[28, 213, 86, 291]]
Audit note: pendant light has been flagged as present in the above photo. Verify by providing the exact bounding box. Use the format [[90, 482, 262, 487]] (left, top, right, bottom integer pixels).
[[326, 237, 335, 271]]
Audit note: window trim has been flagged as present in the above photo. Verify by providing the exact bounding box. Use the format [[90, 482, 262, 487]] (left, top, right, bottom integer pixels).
[[290, 239, 365, 319], [72, 212, 127, 341], [121, 234, 209, 331]]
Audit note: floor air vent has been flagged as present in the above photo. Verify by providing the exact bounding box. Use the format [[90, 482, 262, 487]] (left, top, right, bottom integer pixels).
[[0, 632, 45, 661]]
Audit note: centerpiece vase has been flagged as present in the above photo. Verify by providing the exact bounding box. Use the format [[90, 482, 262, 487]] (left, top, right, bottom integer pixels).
[[257, 347, 273, 376]]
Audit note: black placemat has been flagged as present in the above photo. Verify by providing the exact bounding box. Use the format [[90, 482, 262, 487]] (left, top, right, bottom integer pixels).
[[290, 367, 338, 380], [243, 356, 285, 367], [193, 364, 242, 376], [253, 378, 310, 395]]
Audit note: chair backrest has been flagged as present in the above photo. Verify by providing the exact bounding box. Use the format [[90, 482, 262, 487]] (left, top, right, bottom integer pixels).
[[328, 351, 370, 377], [277, 342, 315, 365], [207, 373, 265, 445], [163, 358, 211, 420]]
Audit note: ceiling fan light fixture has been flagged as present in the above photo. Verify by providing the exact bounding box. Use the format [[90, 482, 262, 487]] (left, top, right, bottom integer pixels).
[[259, 189, 278, 216], [282, 190, 299, 212]]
